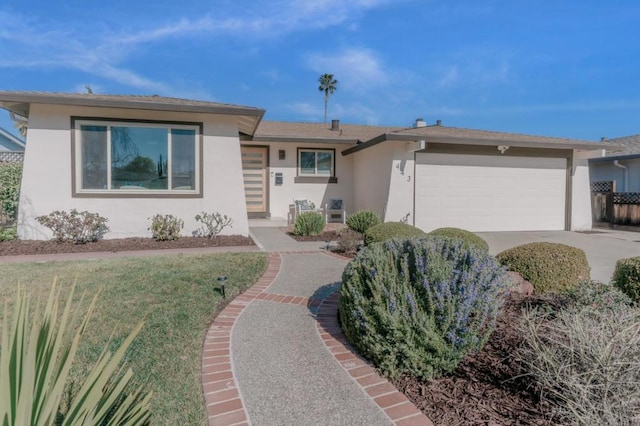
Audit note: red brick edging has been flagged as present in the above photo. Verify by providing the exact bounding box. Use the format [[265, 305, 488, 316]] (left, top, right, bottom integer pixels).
[[201, 250, 433, 426]]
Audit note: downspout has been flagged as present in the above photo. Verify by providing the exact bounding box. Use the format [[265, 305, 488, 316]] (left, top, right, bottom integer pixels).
[[613, 160, 628, 191]]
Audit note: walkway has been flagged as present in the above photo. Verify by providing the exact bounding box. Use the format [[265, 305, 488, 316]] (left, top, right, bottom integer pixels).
[[202, 228, 432, 425]]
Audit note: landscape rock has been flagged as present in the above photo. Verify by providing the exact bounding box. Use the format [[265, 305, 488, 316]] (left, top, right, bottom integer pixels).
[[506, 271, 534, 295]]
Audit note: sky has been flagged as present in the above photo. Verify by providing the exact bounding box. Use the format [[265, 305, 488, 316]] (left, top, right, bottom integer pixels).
[[1, 1, 640, 142]]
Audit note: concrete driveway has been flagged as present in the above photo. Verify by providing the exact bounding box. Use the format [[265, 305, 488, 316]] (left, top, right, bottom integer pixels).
[[477, 230, 640, 283]]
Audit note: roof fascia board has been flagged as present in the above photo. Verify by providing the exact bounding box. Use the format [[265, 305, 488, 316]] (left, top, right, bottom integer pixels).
[[252, 135, 357, 144]]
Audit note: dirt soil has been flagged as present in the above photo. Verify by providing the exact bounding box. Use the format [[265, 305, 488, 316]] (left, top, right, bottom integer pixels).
[[0, 235, 254, 256], [392, 294, 567, 425], [288, 230, 342, 242]]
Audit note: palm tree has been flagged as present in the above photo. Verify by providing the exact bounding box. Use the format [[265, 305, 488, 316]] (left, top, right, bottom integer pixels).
[[318, 73, 338, 124]]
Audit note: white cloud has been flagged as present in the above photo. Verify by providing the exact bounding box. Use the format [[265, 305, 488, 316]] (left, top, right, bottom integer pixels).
[[306, 48, 388, 90]]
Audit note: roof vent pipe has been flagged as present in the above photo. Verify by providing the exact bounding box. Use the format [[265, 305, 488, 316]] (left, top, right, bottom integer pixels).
[[414, 118, 426, 128], [331, 119, 340, 131], [614, 160, 628, 191]]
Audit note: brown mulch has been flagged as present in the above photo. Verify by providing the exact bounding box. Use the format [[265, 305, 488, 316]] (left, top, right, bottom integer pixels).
[[392, 294, 567, 425], [0, 235, 254, 256], [288, 230, 342, 242]]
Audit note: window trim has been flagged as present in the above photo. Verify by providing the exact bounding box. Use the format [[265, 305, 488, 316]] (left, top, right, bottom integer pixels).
[[71, 117, 203, 198], [296, 148, 336, 177]]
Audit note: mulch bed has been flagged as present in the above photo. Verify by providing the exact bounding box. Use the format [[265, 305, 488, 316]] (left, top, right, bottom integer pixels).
[[0, 235, 254, 256], [392, 294, 566, 425], [288, 230, 342, 242]]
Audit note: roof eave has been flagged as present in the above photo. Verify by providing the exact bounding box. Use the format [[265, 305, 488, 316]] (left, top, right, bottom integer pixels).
[[342, 133, 604, 155], [251, 135, 358, 144]]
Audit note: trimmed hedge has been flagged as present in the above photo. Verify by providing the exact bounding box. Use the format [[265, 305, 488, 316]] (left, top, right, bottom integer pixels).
[[340, 237, 509, 379], [496, 242, 590, 293], [346, 210, 381, 234], [428, 227, 489, 252], [364, 222, 426, 245], [613, 257, 640, 303]]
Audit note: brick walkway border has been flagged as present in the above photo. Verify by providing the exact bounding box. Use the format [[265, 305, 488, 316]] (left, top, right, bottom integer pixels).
[[201, 250, 433, 426]]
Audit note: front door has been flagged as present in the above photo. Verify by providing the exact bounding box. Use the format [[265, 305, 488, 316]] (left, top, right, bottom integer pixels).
[[241, 146, 268, 214]]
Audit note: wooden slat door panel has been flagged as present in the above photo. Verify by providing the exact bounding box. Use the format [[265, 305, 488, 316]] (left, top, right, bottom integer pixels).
[[241, 146, 267, 213]]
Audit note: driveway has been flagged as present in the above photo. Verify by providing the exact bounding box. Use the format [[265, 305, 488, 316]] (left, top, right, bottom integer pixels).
[[477, 230, 640, 283]]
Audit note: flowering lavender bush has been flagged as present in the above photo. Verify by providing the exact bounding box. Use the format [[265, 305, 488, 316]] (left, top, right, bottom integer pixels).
[[339, 237, 509, 379]]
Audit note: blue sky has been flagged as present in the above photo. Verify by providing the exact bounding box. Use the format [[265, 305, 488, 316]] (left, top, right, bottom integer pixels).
[[1, 1, 639, 141]]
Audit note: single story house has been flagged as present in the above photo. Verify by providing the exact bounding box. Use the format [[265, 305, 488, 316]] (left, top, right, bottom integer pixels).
[[0, 91, 603, 239], [589, 135, 640, 192]]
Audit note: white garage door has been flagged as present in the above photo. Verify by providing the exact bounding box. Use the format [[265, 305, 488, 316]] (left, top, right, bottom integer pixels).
[[415, 153, 567, 232]]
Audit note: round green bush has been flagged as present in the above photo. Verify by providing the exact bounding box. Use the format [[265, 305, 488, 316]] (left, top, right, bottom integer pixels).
[[364, 222, 426, 245], [567, 280, 632, 311], [428, 227, 489, 252], [496, 242, 590, 294], [346, 210, 381, 234], [340, 237, 509, 380], [613, 257, 640, 303], [292, 211, 325, 236]]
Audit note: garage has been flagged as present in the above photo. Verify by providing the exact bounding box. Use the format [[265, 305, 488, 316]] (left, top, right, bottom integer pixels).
[[414, 153, 567, 232]]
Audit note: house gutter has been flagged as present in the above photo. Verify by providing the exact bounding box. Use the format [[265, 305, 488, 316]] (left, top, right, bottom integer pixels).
[[613, 160, 629, 191]]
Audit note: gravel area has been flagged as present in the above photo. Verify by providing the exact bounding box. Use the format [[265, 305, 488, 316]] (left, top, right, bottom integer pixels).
[[265, 253, 348, 297]]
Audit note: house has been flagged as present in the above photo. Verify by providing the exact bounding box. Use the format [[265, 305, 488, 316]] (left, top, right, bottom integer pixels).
[[589, 135, 640, 192], [0, 126, 25, 163], [0, 91, 603, 240]]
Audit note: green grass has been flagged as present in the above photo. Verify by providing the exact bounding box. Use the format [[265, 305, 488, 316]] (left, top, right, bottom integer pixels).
[[0, 252, 268, 425]]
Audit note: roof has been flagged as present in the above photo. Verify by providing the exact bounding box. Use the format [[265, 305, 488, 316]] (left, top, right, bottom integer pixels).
[[598, 134, 640, 157], [254, 121, 403, 144], [0, 91, 265, 135], [343, 123, 606, 155], [0, 127, 25, 152]]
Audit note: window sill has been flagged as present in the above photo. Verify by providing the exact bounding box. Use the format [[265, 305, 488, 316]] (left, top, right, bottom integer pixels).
[[294, 176, 338, 184], [72, 190, 202, 199]]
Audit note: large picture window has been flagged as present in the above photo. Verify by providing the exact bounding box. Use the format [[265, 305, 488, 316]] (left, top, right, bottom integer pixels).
[[298, 149, 334, 176], [75, 120, 199, 194]]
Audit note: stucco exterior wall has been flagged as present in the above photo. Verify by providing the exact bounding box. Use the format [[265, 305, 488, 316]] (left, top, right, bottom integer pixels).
[[570, 156, 593, 231], [350, 142, 393, 219], [18, 103, 249, 239], [246, 142, 353, 219]]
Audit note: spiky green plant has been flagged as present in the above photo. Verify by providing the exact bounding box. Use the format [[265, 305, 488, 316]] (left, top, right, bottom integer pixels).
[[0, 281, 151, 425]]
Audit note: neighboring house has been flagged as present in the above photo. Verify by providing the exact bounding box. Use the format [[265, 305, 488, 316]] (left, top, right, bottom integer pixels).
[[0, 126, 25, 163], [589, 135, 640, 192], [0, 91, 603, 239]]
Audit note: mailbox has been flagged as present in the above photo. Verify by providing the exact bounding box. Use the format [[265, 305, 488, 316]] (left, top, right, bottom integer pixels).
[[275, 173, 283, 185]]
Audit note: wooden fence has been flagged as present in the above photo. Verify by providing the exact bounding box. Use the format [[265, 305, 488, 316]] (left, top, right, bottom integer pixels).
[[592, 181, 640, 226]]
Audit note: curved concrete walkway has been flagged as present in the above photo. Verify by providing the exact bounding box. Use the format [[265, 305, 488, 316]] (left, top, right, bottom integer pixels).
[[202, 234, 432, 425]]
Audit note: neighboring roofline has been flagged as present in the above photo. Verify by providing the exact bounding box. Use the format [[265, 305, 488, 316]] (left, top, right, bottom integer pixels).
[[0, 127, 25, 149], [589, 152, 640, 163], [342, 133, 606, 156]]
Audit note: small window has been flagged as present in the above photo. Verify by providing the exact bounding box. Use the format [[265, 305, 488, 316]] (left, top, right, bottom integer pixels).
[[74, 120, 199, 195], [298, 149, 334, 177]]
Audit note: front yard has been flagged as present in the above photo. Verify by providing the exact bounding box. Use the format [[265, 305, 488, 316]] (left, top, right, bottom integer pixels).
[[0, 252, 267, 425]]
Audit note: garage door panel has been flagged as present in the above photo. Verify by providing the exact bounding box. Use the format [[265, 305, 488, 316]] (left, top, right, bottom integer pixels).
[[415, 154, 566, 232]]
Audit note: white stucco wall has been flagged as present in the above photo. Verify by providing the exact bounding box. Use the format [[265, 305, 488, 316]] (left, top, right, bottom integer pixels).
[[350, 142, 393, 218], [570, 156, 593, 231], [18, 103, 249, 239], [249, 142, 354, 219]]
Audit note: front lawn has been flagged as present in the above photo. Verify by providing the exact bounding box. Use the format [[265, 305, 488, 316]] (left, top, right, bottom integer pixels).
[[0, 252, 268, 425]]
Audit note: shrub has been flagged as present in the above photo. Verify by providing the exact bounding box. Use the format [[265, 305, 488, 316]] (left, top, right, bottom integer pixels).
[[335, 228, 361, 255], [612, 256, 640, 303], [346, 210, 381, 234], [0, 224, 17, 241], [194, 211, 233, 238], [149, 214, 183, 241], [0, 162, 22, 222], [517, 306, 640, 424], [36, 209, 109, 243], [428, 227, 489, 252], [292, 211, 325, 236], [339, 237, 509, 380], [496, 242, 590, 294], [567, 280, 632, 311], [363, 222, 426, 245], [0, 281, 151, 425]]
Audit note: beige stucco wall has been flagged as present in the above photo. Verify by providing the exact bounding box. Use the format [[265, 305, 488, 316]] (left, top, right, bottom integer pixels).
[[351, 142, 393, 218], [18, 103, 249, 239], [245, 142, 354, 220]]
